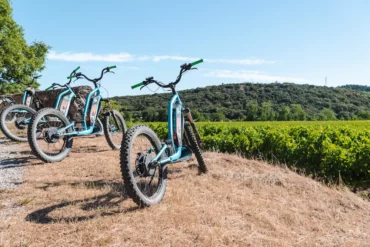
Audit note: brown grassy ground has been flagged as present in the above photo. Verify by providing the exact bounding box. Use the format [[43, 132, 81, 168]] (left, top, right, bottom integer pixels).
[[1, 136, 370, 247]]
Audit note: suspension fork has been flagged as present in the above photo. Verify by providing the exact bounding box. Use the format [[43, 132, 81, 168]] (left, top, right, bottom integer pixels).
[[184, 108, 203, 148]]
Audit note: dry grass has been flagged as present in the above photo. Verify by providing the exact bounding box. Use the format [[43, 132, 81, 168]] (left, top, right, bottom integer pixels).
[[1, 136, 370, 246]]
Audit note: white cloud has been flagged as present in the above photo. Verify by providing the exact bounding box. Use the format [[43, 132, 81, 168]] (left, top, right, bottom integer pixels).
[[138, 56, 151, 61], [47, 51, 275, 65], [125, 66, 140, 70], [151, 56, 275, 65], [205, 58, 275, 65], [152, 55, 199, 62], [205, 70, 308, 83], [47, 51, 134, 62]]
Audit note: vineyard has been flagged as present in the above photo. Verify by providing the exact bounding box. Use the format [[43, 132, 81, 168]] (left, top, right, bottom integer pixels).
[[142, 121, 370, 188]]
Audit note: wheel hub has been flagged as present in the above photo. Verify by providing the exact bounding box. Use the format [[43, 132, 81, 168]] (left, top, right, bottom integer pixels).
[[15, 117, 27, 130], [44, 127, 60, 143], [135, 152, 156, 177]]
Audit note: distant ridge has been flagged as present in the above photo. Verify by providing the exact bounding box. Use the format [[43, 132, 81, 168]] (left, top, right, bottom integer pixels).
[[112, 82, 370, 121]]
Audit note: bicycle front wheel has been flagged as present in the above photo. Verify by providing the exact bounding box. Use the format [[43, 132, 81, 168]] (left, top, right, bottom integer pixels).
[[120, 125, 167, 207], [28, 108, 73, 163]]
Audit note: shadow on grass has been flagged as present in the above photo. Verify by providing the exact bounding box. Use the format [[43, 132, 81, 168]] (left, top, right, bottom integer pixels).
[[0, 156, 43, 169], [71, 148, 111, 154], [25, 188, 137, 224], [35, 179, 125, 192]]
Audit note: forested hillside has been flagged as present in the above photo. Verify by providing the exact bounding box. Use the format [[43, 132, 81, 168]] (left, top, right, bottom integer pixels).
[[339, 84, 370, 92], [112, 82, 370, 122]]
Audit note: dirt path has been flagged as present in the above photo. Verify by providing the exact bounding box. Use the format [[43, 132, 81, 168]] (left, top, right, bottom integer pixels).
[[1, 136, 370, 246], [0, 137, 27, 190]]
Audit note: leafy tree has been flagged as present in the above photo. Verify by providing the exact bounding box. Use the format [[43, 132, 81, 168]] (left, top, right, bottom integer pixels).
[[191, 109, 206, 122], [211, 110, 226, 121], [290, 104, 306, 120], [318, 108, 337, 120], [0, 0, 49, 94], [112, 82, 370, 122], [357, 110, 370, 120], [245, 99, 259, 121], [278, 105, 291, 121], [260, 101, 275, 121]]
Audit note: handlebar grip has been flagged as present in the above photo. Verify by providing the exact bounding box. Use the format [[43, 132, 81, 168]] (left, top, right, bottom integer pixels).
[[131, 82, 144, 89], [45, 85, 53, 91], [74, 66, 80, 72], [108, 65, 117, 69], [67, 75, 77, 79], [191, 59, 203, 67]]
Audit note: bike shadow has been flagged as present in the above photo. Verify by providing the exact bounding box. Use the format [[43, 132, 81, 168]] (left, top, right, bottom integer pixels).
[[25, 184, 137, 224], [71, 145, 111, 154], [36, 179, 124, 191], [0, 156, 43, 169]]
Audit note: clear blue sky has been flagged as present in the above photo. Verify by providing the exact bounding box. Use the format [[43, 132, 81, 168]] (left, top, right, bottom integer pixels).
[[11, 0, 370, 97]]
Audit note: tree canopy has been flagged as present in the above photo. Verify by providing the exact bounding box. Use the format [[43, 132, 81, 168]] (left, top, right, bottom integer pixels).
[[112, 82, 370, 122], [0, 0, 49, 94]]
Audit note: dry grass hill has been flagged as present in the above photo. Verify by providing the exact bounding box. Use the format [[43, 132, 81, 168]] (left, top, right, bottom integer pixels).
[[1, 136, 370, 246]]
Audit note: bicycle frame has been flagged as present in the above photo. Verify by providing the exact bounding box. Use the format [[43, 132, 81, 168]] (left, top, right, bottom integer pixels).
[[57, 87, 102, 136], [0, 96, 14, 106], [22, 90, 33, 107], [152, 92, 187, 166], [15, 87, 74, 126]]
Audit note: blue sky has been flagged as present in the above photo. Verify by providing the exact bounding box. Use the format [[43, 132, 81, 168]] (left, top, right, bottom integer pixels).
[[11, 0, 370, 97]]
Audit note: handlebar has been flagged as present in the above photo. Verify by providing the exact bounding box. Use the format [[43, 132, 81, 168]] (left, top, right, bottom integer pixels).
[[131, 82, 144, 89], [45, 85, 53, 91], [45, 66, 81, 91], [191, 59, 203, 67], [131, 59, 203, 90], [23, 74, 43, 87], [70, 66, 116, 88]]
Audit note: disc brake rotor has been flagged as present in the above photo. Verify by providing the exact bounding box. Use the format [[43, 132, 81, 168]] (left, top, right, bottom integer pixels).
[[44, 127, 60, 143], [135, 152, 156, 177], [15, 117, 27, 130]]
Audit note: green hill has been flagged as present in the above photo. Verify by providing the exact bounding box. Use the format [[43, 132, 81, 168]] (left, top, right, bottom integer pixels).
[[339, 84, 370, 92], [112, 82, 370, 122]]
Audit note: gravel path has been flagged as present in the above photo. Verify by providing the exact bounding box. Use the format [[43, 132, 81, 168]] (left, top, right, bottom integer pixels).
[[0, 138, 24, 190]]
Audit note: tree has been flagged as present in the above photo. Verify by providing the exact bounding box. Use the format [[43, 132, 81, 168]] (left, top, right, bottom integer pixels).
[[357, 110, 370, 120], [278, 105, 291, 121], [0, 0, 49, 94], [260, 101, 275, 121], [211, 110, 226, 121], [191, 109, 206, 122], [318, 108, 337, 120], [245, 99, 259, 121], [290, 104, 306, 120]]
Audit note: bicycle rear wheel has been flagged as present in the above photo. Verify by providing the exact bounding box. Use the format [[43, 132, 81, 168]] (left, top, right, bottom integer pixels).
[[0, 104, 36, 142], [184, 122, 208, 173], [104, 110, 127, 149]]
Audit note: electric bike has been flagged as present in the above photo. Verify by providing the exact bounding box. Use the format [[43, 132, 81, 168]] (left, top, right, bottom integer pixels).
[[120, 59, 208, 207], [28, 66, 127, 163], [0, 69, 104, 142]]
